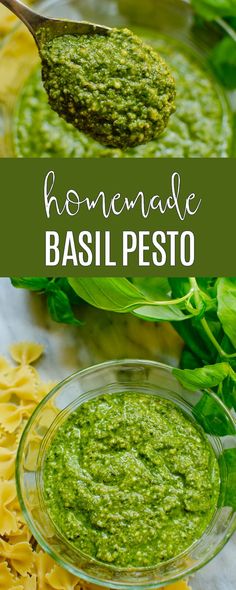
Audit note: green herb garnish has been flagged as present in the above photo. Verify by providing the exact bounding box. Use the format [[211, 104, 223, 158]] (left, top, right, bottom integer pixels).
[[10, 276, 236, 411], [191, 0, 236, 89]]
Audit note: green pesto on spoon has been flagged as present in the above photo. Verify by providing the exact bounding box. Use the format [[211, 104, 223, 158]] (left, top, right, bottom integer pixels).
[[1, 0, 176, 148]]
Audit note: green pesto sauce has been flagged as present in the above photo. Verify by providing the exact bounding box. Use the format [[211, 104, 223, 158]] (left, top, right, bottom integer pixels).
[[14, 33, 232, 158], [39, 28, 175, 148], [43, 393, 220, 568]]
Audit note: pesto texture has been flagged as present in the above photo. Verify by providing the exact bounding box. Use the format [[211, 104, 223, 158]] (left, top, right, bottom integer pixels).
[[14, 34, 231, 157], [43, 393, 219, 568], [39, 28, 175, 148]]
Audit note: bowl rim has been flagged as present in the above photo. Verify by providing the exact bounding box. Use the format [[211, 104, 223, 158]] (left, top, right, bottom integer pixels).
[[16, 358, 236, 589]]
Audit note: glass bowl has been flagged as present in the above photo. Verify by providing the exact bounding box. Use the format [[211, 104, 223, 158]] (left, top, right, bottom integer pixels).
[[0, 0, 235, 157], [16, 359, 236, 589]]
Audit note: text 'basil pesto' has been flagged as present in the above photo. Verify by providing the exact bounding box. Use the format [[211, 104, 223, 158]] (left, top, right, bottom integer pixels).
[[39, 28, 176, 148]]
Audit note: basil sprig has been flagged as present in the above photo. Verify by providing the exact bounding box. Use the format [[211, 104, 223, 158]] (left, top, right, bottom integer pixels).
[[191, 0, 236, 89], [11, 277, 83, 326], [11, 276, 236, 410], [191, 0, 236, 20]]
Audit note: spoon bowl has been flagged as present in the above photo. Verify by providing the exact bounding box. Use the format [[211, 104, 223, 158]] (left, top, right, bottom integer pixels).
[[35, 18, 111, 47]]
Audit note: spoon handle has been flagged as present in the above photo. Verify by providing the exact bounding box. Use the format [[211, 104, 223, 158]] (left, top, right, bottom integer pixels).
[[0, 0, 45, 35]]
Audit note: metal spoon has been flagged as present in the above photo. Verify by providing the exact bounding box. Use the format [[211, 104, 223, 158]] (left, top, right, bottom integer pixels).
[[0, 0, 111, 46]]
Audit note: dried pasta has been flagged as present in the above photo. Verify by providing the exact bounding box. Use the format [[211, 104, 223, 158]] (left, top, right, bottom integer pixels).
[[0, 538, 33, 576], [0, 561, 22, 589], [0, 402, 34, 433], [22, 574, 37, 590], [46, 564, 79, 590], [10, 342, 44, 366], [0, 342, 191, 590], [0, 429, 19, 450], [0, 356, 11, 371], [8, 524, 32, 545], [0, 480, 18, 535], [0, 446, 16, 479], [0, 365, 38, 402]]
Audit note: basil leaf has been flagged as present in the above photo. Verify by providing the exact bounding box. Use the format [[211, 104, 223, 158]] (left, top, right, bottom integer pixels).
[[193, 392, 235, 436], [177, 354, 236, 411], [170, 278, 222, 364], [217, 278, 236, 348], [191, 316, 222, 356], [169, 277, 216, 317], [131, 277, 171, 300], [130, 278, 190, 321], [168, 277, 191, 298], [220, 375, 236, 410], [180, 348, 201, 370], [210, 37, 236, 89], [133, 304, 189, 322], [54, 278, 82, 304], [47, 290, 82, 326], [68, 277, 148, 312], [172, 320, 214, 364], [11, 277, 50, 291], [191, 0, 236, 20], [227, 15, 236, 27], [69, 277, 196, 321], [220, 449, 236, 510], [197, 278, 217, 298], [218, 334, 236, 372], [173, 362, 232, 391]]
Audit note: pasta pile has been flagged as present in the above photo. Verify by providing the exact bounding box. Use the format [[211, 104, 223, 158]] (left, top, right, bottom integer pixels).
[[0, 342, 191, 590]]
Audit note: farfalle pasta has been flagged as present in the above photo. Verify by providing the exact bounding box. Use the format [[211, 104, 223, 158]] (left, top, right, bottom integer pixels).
[[0, 539, 33, 576], [0, 356, 11, 371], [0, 446, 16, 479], [0, 561, 21, 589], [10, 342, 44, 366], [8, 524, 32, 545], [0, 429, 19, 450], [0, 365, 38, 403], [45, 563, 79, 590], [0, 480, 18, 535], [0, 342, 191, 590], [22, 574, 37, 590], [0, 403, 34, 433]]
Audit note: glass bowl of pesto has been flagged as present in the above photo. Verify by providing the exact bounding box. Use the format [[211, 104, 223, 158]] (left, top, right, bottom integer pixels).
[[0, 0, 235, 157], [16, 359, 236, 589]]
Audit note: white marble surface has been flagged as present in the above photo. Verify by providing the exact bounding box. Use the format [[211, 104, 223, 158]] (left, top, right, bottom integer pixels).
[[0, 277, 235, 589]]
